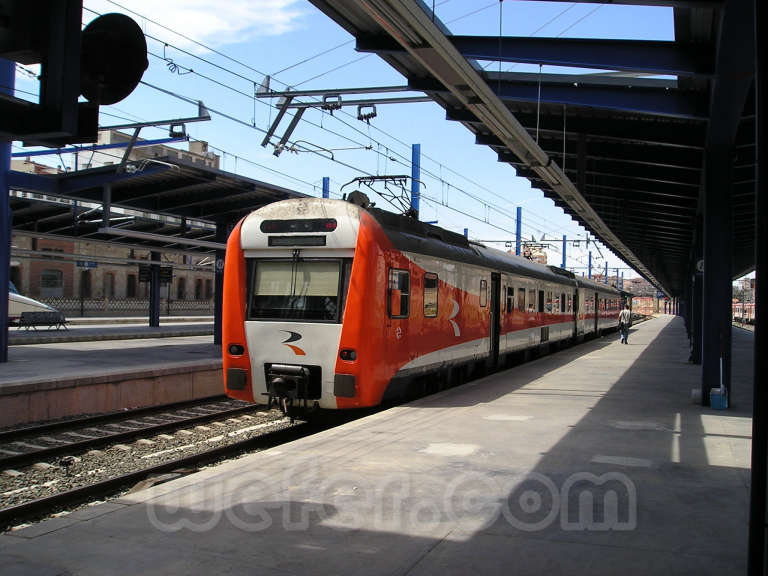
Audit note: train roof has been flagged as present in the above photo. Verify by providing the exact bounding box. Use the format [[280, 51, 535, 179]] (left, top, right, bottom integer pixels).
[[576, 276, 623, 295], [368, 206, 607, 288]]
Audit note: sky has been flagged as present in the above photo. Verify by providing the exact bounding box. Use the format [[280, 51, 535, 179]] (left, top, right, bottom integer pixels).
[[13, 0, 679, 282]]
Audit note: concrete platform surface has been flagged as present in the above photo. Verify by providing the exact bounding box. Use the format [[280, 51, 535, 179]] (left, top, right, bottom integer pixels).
[[9, 320, 213, 345], [0, 335, 222, 427], [1, 335, 220, 391], [0, 316, 752, 575]]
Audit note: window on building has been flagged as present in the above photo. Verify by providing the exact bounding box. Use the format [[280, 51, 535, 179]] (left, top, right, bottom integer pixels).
[[480, 279, 487, 307], [423, 273, 438, 318], [205, 279, 213, 299], [195, 278, 203, 299], [388, 268, 410, 318], [127, 274, 137, 298], [40, 269, 63, 298], [177, 277, 186, 300]]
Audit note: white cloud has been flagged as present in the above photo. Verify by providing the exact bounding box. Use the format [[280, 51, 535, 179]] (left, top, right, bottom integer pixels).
[[85, 0, 306, 52]]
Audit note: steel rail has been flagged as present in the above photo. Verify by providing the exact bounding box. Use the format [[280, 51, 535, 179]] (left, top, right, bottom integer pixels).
[[0, 395, 229, 442], [0, 421, 316, 531], [0, 399, 264, 470]]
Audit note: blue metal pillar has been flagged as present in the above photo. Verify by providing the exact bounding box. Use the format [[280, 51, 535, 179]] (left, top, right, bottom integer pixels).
[[463, 228, 468, 238], [410, 144, 420, 218], [604, 261, 608, 284], [213, 222, 227, 346], [0, 59, 14, 363], [515, 207, 522, 256], [621, 271, 624, 290], [588, 252, 592, 279], [322, 177, 330, 199], [749, 0, 767, 564], [561, 235, 566, 269], [149, 251, 161, 328]]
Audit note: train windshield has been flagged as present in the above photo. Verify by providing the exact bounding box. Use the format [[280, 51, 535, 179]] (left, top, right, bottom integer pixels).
[[247, 258, 350, 323]]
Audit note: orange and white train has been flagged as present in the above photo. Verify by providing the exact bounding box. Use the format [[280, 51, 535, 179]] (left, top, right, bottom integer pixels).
[[223, 197, 623, 412]]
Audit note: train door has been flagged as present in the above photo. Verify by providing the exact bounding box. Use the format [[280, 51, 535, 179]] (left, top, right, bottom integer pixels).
[[489, 272, 501, 369], [594, 292, 600, 334], [571, 290, 578, 338]]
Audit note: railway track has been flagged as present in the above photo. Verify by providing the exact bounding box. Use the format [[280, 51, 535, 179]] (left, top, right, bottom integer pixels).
[[0, 420, 321, 531], [0, 396, 261, 470], [0, 397, 359, 531]]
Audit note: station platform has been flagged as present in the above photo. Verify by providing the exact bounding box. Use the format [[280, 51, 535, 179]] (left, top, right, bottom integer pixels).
[[0, 316, 752, 575], [0, 332, 220, 428], [8, 317, 213, 345]]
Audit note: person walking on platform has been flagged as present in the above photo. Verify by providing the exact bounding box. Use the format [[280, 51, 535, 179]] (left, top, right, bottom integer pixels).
[[618, 304, 632, 344]]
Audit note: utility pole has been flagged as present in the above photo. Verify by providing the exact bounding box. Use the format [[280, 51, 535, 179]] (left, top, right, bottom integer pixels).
[[561, 235, 566, 269], [411, 144, 420, 219], [515, 207, 522, 256]]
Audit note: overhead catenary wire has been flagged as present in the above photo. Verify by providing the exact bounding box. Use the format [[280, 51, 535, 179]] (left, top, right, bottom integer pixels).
[[82, 1, 616, 267], [86, 3, 579, 238]]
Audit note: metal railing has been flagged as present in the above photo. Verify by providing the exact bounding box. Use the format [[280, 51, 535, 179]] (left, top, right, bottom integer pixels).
[[39, 297, 214, 317]]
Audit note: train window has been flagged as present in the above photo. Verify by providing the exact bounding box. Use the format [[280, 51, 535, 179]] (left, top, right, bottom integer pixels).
[[388, 268, 410, 318], [546, 291, 553, 314], [339, 259, 353, 321], [248, 259, 343, 322], [506, 287, 514, 314], [517, 287, 525, 312], [424, 273, 438, 318], [528, 288, 536, 313], [480, 279, 487, 307], [538, 290, 545, 313], [561, 293, 566, 314]]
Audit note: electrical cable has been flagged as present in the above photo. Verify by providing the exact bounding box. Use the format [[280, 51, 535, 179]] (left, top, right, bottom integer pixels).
[[84, 1, 613, 266]]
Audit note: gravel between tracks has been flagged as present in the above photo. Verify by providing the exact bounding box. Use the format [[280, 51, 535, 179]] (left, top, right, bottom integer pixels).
[[0, 407, 292, 510]]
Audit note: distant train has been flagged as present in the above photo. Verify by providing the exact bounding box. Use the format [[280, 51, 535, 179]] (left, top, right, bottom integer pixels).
[[222, 197, 624, 413], [733, 301, 756, 325], [8, 281, 56, 326]]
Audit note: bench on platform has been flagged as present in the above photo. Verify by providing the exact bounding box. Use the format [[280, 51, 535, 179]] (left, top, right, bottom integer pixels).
[[18, 311, 69, 331]]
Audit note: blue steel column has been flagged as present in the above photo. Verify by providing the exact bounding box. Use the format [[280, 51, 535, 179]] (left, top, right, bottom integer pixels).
[[0, 59, 14, 363], [515, 207, 521, 256], [588, 252, 592, 279], [213, 222, 227, 346], [604, 261, 608, 284], [410, 144, 420, 218], [621, 271, 624, 289], [322, 177, 329, 199], [149, 251, 160, 327], [463, 228, 468, 238], [749, 0, 767, 567], [561, 235, 566, 269]]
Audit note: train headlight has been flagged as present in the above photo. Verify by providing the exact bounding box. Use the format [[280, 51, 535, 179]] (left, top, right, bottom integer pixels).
[[339, 349, 357, 361], [228, 344, 245, 356]]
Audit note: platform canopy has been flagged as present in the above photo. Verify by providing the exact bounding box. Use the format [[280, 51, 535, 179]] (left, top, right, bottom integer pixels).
[[309, 0, 755, 296], [8, 155, 307, 253]]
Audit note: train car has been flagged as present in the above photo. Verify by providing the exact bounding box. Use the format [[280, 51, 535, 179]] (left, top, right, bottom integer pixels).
[[222, 197, 621, 412], [8, 281, 56, 326], [576, 277, 624, 338], [733, 301, 755, 324]]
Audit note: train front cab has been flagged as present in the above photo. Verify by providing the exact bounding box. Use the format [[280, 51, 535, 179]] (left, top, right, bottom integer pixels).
[[223, 199, 362, 412]]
